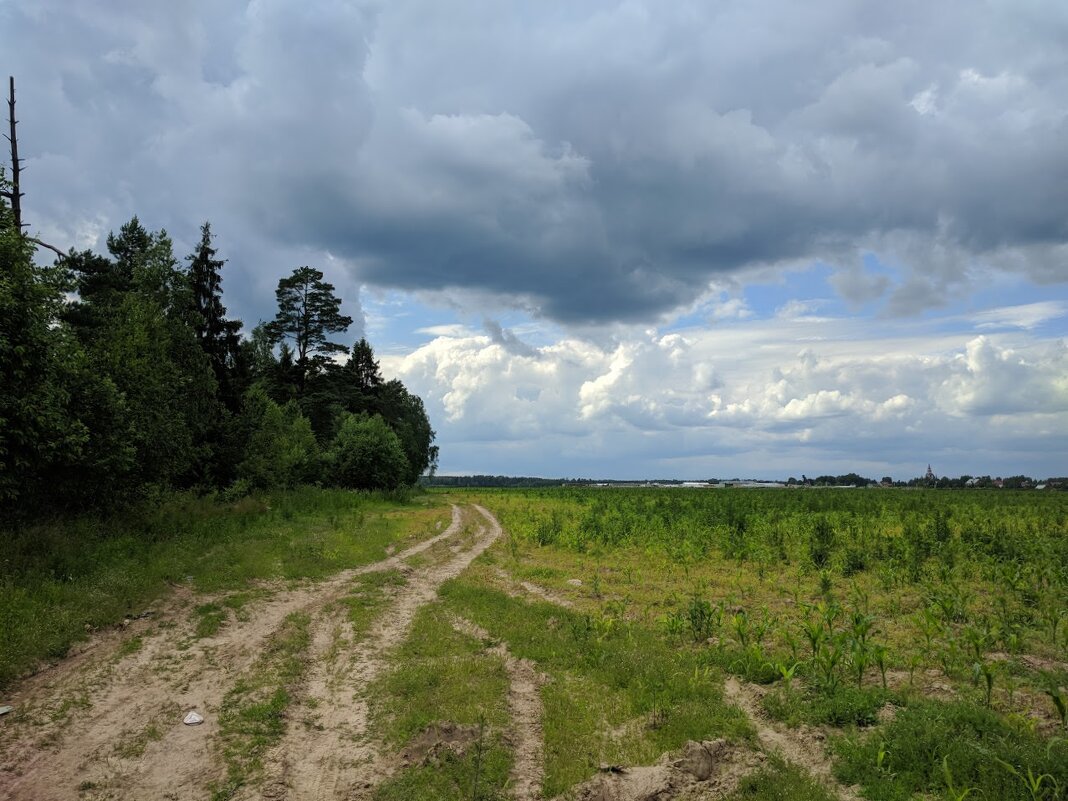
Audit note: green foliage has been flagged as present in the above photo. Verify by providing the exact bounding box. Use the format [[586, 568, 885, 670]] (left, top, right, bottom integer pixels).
[[0, 488, 443, 688], [809, 517, 836, 568], [330, 413, 410, 491], [724, 757, 837, 801], [185, 221, 243, 410], [266, 266, 352, 390], [833, 700, 1068, 801], [439, 579, 752, 796], [0, 190, 132, 513], [236, 386, 320, 490], [763, 684, 895, 727]]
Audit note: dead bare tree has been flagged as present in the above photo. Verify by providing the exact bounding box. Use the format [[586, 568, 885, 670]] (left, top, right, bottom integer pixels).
[[3, 75, 66, 258]]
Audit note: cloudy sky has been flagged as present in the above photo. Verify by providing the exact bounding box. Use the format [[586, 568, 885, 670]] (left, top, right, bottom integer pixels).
[[4, 0, 1068, 479]]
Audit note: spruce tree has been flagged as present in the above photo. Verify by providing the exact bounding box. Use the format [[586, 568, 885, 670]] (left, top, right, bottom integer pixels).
[[186, 222, 242, 408]]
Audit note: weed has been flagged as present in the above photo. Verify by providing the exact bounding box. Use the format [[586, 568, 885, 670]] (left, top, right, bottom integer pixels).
[[724, 756, 837, 801]]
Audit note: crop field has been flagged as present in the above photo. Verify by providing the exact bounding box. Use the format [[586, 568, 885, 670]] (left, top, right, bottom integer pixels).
[[431, 487, 1068, 800], [2, 487, 1066, 800]]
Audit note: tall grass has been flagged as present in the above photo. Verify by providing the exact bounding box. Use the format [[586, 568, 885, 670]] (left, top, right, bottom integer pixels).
[[0, 487, 439, 689]]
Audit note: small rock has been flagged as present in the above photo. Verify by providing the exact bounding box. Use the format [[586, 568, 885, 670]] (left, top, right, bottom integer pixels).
[[122, 618, 132, 628], [0, 705, 13, 716], [567, 579, 583, 586], [183, 710, 204, 725]]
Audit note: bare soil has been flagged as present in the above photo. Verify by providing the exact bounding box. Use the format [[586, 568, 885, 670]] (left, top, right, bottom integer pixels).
[[722, 678, 862, 801], [449, 614, 546, 801], [0, 504, 500, 801]]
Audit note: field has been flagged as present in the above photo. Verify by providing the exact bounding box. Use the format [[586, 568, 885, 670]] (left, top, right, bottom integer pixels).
[[0, 487, 1066, 800]]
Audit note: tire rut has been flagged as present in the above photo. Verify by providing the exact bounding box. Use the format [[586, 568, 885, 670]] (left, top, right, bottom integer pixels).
[[723, 677, 862, 801], [253, 504, 504, 801], [449, 615, 545, 801], [0, 506, 464, 801]]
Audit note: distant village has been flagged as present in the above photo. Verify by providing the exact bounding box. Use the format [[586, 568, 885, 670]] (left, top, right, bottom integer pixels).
[[425, 469, 1067, 490]]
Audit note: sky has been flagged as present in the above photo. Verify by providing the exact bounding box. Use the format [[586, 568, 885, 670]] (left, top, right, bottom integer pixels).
[[3, 0, 1068, 480]]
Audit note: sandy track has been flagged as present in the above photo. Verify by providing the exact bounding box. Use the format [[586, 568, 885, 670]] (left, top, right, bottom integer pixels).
[[253, 504, 503, 801], [449, 615, 545, 801], [723, 677, 861, 801], [0, 505, 465, 801]]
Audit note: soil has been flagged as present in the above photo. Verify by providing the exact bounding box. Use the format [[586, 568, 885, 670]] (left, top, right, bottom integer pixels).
[[449, 615, 546, 801], [0, 504, 504, 801], [722, 677, 863, 801], [554, 739, 760, 801]]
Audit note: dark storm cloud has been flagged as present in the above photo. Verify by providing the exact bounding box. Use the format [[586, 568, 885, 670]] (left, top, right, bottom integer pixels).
[[4, 1, 1068, 324]]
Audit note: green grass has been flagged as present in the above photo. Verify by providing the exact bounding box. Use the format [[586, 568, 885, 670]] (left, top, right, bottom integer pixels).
[[0, 487, 448, 688], [438, 576, 753, 797], [833, 699, 1068, 800], [113, 718, 166, 758], [211, 611, 312, 800], [194, 602, 227, 638], [724, 757, 838, 801], [370, 602, 512, 800], [372, 730, 510, 801], [344, 569, 408, 640], [763, 685, 898, 727], [115, 634, 144, 658]]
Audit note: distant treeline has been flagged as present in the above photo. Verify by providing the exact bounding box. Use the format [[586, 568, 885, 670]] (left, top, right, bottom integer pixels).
[[422, 475, 594, 488], [426, 474, 1067, 489], [2, 189, 436, 523]]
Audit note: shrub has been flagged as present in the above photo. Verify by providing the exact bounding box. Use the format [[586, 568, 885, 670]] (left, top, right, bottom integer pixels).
[[236, 389, 320, 490], [330, 414, 410, 491]]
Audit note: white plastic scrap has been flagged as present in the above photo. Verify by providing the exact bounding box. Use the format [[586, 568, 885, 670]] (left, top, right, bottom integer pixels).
[[183, 710, 204, 725], [0, 705, 12, 716]]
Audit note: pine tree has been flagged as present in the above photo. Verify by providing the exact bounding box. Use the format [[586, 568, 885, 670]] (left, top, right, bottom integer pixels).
[[266, 266, 353, 392]]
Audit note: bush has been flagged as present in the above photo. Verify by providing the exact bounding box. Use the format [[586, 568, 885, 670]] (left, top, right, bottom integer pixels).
[[236, 387, 320, 490], [330, 414, 410, 491]]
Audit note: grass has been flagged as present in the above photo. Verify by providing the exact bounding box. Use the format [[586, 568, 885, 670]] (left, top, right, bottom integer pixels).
[[344, 569, 408, 639], [0, 487, 449, 689], [763, 684, 898, 727], [210, 611, 312, 801], [115, 634, 144, 658], [833, 699, 1068, 801], [194, 602, 227, 638], [724, 757, 838, 801], [113, 717, 167, 758], [369, 602, 512, 800], [438, 573, 753, 797], [448, 487, 1068, 798]]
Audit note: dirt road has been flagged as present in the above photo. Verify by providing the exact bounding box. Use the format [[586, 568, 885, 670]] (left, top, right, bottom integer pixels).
[[0, 504, 502, 801]]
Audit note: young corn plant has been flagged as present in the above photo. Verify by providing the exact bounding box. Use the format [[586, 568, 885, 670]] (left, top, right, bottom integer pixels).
[[871, 643, 889, 690], [971, 659, 997, 707], [1046, 685, 1067, 731], [995, 758, 1057, 801], [941, 755, 975, 801], [775, 660, 801, 695], [801, 614, 827, 660], [731, 610, 752, 650], [875, 741, 894, 778], [815, 635, 846, 695]]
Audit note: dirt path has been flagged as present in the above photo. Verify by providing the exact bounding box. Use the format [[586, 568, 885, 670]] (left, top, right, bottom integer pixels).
[[0, 505, 468, 801], [253, 504, 504, 801], [722, 677, 862, 801], [449, 615, 545, 801]]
